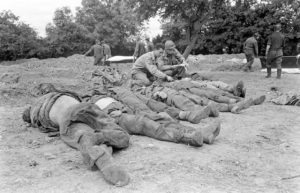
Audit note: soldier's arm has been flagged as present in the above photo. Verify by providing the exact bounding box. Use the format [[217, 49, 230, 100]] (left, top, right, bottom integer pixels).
[[254, 40, 259, 57], [84, 46, 93, 56], [133, 42, 139, 57], [157, 56, 175, 71], [174, 49, 185, 63], [145, 58, 168, 79], [265, 36, 271, 56]]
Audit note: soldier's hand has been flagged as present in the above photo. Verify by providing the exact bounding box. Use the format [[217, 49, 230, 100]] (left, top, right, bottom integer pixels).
[[166, 76, 174, 82], [110, 110, 122, 118]]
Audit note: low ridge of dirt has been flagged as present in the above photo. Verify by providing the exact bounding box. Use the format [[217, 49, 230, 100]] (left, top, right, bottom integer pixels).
[[0, 54, 299, 193]]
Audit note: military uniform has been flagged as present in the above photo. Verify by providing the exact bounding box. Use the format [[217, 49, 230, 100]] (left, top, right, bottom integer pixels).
[[133, 40, 147, 59], [266, 30, 285, 78], [131, 51, 167, 86], [85, 44, 105, 66], [157, 49, 186, 79], [243, 36, 258, 71], [23, 92, 130, 186]]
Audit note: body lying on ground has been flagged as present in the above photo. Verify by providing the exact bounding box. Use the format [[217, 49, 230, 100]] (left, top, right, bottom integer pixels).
[[22, 85, 221, 186], [271, 91, 300, 106], [132, 79, 265, 114]]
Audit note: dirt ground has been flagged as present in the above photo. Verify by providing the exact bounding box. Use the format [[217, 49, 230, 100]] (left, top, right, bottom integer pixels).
[[0, 54, 300, 193]]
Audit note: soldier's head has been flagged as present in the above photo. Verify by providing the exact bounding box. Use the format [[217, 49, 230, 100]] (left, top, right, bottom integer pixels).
[[95, 39, 101, 45], [275, 24, 281, 31], [153, 43, 164, 57], [164, 40, 176, 55], [153, 43, 164, 56], [254, 32, 260, 39]]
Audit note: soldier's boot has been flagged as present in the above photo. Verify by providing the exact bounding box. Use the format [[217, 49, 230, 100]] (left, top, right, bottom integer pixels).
[[277, 69, 282, 79], [79, 133, 130, 186], [251, 95, 266, 105], [179, 127, 203, 147], [233, 80, 244, 97], [265, 67, 271, 78], [179, 106, 211, 124], [207, 102, 219, 117], [200, 119, 221, 144], [94, 145, 130, 187], [230, 98, 254, 114]]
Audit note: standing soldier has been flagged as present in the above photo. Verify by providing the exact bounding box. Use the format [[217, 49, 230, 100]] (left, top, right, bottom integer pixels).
[[145, 36, 154, 53], [133, 37, 147, 61], [84, 39, 105, 66], [243, 31, 259, 72], [265, 24, 285, 79], [102, 40, 112, 66]]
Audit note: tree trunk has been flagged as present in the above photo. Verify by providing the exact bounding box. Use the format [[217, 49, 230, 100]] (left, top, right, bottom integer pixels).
[[183, 34, 199, 59]]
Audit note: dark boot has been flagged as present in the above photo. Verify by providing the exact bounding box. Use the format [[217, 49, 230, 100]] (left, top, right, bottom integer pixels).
[[277, 69, 282, 79], [265, 68, 271, 78]]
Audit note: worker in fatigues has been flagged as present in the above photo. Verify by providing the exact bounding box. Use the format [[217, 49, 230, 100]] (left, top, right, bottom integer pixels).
[[84, 39, 105, 66], [265, 24, 285, 79], [102, 40, 112, 66], [131, 43, 174, 87], [157, 40, 189, 79], [133, 37, 147, 61], [243, 31, 259, 72]]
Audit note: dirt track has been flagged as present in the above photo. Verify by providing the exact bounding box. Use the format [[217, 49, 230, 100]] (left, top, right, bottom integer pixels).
[[0, 55, 300, 193]]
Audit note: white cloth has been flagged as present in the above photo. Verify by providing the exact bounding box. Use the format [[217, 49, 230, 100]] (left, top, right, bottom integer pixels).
[[95, 97, 117, 110]]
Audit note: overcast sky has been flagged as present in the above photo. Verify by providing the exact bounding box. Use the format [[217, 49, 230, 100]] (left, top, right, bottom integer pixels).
[[1, 0, 162, 38]]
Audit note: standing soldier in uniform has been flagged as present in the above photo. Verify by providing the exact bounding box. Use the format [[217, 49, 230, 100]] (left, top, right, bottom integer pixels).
[[102, 40, 112, 66], [265, 24, 285, 79], [243, 31, 259, 72], [84, 39, 105, 66], [133, 37, 147, 61], [145, 36, 154, 53]]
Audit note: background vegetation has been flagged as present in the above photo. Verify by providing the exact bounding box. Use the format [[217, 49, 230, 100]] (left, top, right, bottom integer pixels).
[[0, 0, 299, 61]]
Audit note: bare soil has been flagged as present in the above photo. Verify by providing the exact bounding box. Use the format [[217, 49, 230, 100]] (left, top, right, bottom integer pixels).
[[0, 54, 300, 193]]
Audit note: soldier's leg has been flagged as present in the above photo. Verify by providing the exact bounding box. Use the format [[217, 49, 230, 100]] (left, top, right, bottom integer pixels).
[[61, 122, 130, 186], [266, 51, 276, 78], [94, 57, 102, 66], [117, 113, 203, 147], [131, 71, 152, 87], [244, 53, 254, 71], [181, 118, 221, 144], [188, 87, 238, 104], [136, 93, 217, 123], [276, 51, 283, 79]]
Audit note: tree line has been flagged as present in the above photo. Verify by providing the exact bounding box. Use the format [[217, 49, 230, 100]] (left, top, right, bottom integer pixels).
[[0, 0, 299, 61]]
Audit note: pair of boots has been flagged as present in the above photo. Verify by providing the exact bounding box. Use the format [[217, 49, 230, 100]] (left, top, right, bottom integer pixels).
[[265, 68, 281, 79], [179, 103, 219, 124], [179, 118, 221, 146], [230, 95, 266, 113]]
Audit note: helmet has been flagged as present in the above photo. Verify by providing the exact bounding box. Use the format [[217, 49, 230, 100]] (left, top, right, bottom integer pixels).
[[165, 40, 176, 50]]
